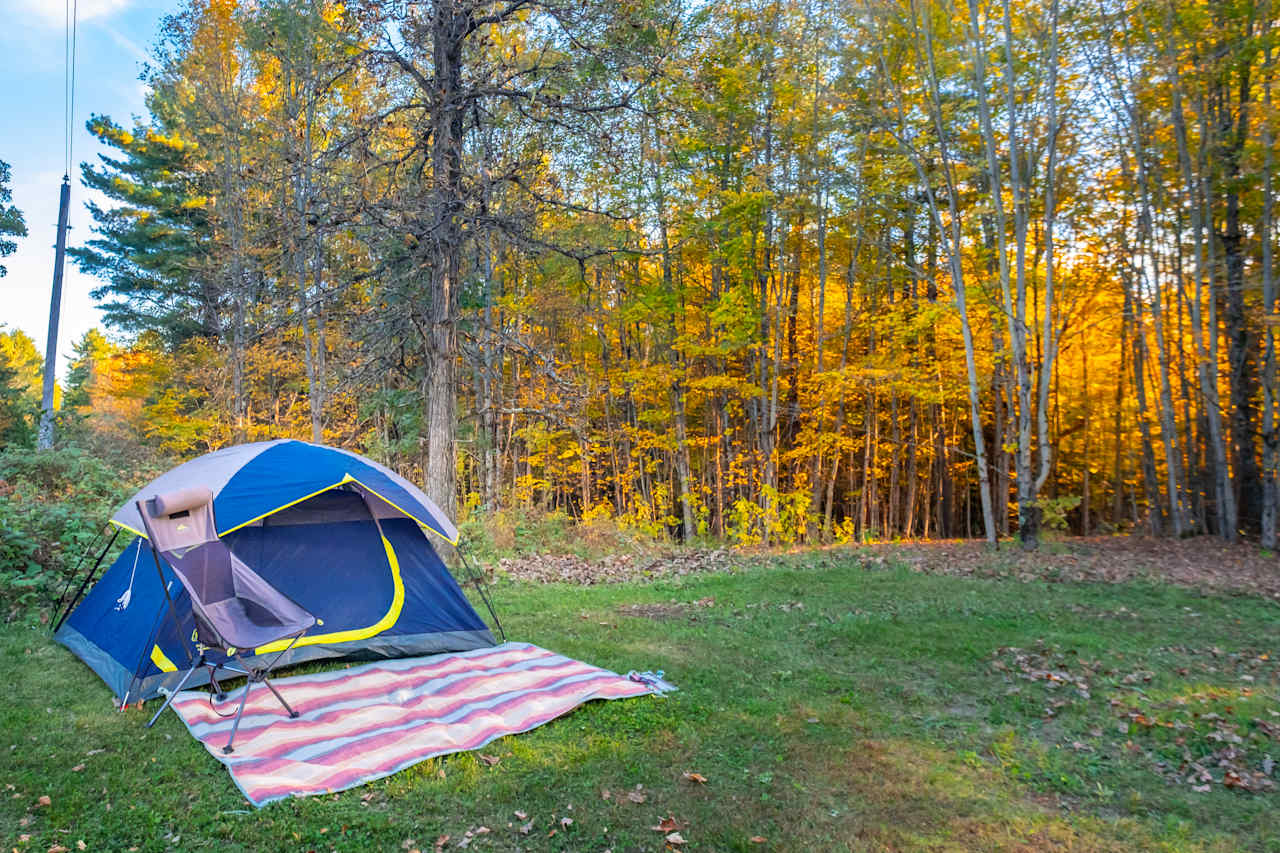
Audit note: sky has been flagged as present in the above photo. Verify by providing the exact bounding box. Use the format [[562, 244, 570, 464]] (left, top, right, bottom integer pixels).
[[0, 0, 179, 375]]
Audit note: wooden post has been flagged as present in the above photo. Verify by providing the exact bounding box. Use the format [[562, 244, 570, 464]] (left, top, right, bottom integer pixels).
[[37, 176, 71, 450]]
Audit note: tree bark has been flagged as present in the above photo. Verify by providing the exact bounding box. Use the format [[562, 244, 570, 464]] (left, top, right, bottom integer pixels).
[[421, 0, 470, 528], [1262, 18, 1278, 550]]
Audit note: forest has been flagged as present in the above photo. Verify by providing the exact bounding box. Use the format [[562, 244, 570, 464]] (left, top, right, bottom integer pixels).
[[1, 0, 1277, 553]]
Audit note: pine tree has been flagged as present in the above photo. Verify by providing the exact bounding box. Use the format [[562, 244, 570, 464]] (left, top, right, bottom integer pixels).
[[0, 160, 27, 278], [71, 108, 218, 344]]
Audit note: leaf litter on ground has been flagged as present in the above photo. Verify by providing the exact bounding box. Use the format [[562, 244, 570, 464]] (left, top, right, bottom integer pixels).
[[987, 639, 1277, 794]]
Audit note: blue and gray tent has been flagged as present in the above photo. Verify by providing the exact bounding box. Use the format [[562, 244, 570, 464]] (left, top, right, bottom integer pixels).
[[53, 440, 501, 705]]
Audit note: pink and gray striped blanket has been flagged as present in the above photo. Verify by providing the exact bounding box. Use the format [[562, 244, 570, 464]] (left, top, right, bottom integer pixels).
[[170, 642, 661, 806]]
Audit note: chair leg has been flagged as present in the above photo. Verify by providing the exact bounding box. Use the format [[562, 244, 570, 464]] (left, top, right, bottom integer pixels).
[[222, 682, 253, 754], [261, 675, 299, 719], [146, 662, 202, 728]]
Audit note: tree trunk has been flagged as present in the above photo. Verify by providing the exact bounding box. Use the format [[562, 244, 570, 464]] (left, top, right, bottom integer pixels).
[[1168, 33, 1236, 537], [421, 0, 470, 529], [1033, 0, 1062, 544], [1262, 20, 1278, 550]]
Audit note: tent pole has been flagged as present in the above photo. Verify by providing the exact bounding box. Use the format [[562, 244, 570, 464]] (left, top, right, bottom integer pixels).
[[458, 547, 505, 643], [125, 589, 183, 710], [146, 540, 193, 665], [123, 538, 196, 709], [139, 500, 196, 671], [51, 526, 119, 633]]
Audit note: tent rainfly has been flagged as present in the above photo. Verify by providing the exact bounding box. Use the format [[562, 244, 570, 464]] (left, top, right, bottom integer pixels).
[[53, 440, 500, 705]]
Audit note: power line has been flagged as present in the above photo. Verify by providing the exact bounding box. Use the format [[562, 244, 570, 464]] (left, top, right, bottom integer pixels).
[[65, 0, 78, 177]]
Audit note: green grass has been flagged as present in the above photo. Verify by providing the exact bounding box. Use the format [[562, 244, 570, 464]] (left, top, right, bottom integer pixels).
[[2, 549, 1278, 851]]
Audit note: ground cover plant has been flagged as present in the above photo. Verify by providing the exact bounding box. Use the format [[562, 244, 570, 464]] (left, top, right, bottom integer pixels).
[[1, 543, 1277, 852]]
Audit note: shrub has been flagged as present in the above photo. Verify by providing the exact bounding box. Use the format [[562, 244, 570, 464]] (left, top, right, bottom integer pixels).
[[458, 505, 662, 565], [0, 446, 166, 612]]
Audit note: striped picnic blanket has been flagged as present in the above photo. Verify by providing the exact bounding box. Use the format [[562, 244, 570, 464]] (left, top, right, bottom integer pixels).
[[169, 642, 660, 806]]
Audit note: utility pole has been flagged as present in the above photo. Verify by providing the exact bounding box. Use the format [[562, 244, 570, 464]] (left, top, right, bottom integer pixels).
[[37, 175, 71, 450]]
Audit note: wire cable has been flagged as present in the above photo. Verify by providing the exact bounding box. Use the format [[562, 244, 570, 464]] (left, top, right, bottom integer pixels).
[[64, 0, 78, 177]]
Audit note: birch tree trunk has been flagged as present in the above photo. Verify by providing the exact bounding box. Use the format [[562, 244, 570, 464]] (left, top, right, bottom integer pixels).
[[909, 0, 997, 544], [1034, 0, 1061, 518], [1167, 31, 1235, 537], [1262, 17, 1278, 550]]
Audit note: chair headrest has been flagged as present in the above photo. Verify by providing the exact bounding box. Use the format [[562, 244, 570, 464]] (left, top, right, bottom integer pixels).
[[149, 486, 214, 517]]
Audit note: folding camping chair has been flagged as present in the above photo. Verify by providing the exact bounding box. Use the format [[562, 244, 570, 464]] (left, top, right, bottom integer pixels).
[[137, 486, 316, 753]]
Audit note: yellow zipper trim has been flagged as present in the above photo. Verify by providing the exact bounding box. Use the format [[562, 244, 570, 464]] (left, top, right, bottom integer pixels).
[[253, 532, 405, 655], [216, 477, 351, 537], [118, 473, 457, 545], [344, 476, 459, 545], [108, 519, 144, 537]]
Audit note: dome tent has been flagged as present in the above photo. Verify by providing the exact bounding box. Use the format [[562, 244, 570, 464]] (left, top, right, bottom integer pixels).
[[54, 440, 498, 706]]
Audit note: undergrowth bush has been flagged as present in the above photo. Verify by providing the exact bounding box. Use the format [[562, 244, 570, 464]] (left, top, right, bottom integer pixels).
[[0, 446, 167, 612], [458, 505, 663, 565]]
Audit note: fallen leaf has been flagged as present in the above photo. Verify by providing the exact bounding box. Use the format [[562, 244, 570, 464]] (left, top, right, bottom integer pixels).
[[434, 834, 449, 852], [514, 810, 527, 820], [650, 816, 679, 832], [47, 846, 68, 853], [518, 821, 533, 835], [626, 786, 646, 804], [665, 831, 687, 845], [35, 795, 51, 808], [76, 843, 86, 851], [473, 827, 490, 835], [750, 836, 767, 843], [560, 816, 573, 828], [600, 789, 611, 800], [477, 754, 500, 767], [682, 771, 708, 784]]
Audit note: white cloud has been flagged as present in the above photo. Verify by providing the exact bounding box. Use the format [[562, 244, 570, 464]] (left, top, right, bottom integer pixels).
[[7, 0, 133, 29], [99, 20, 149, 63]]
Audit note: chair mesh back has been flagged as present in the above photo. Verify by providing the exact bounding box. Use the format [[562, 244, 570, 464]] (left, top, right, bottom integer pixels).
[[138, 487, 315, 650], [166, 543, 237, 605], [139, 488, 232, 602]]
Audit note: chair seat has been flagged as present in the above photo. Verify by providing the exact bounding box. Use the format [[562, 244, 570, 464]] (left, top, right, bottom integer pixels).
[[203, 597, 316, 651], [138, 489, 315, 753]]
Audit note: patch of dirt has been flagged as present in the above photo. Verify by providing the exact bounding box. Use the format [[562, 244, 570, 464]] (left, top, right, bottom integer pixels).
[[494, 549, 732, 585], [865, 536, 1280, 601]]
